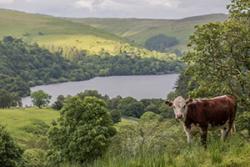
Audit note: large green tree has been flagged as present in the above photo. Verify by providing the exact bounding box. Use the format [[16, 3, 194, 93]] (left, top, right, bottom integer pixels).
[[183, 0, 250, 109], [47, 96, 116, 165]]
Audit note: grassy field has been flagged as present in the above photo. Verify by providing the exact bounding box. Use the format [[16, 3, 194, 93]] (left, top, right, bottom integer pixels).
[[71, 14, 227, 51], [0, 108, 59, 149]]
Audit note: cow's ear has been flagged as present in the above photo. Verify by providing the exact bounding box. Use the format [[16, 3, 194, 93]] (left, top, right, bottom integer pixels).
[[165, 101, 173, 107], [185, 98, 193, 105]]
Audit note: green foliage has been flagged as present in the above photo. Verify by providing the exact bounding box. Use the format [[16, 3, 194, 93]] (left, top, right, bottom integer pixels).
[[31, 90, 51, 108], [183, 0, 250, 110], [0, 89, 21, 108], [236, 111, 250, 136], [111, 110, 121, 123], [52, 95, 65, 110], [0, 125, 23, 167], [48, 96, 116, 165], [118, 97, 145, 118], [0, 37, 80, 97], [74, 53, 183, 77], [23, 149, 46, 167], [145, 34, 179, 52], [227, 0, 250, 19], [21, 119, 49, 136]]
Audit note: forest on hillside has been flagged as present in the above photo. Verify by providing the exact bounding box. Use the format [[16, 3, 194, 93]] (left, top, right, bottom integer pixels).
[[0, 36, 182, 106]]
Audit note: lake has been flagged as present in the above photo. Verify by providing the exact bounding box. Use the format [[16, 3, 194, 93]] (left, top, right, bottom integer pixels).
[[22, 74, 179, 106]]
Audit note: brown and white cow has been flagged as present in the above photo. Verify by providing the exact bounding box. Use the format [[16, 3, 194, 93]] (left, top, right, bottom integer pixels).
[[165, 95, 236, 147]]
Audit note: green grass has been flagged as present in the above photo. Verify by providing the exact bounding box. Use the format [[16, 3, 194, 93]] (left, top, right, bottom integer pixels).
[[0, 107, 59, 148], [84, 135, 250, 167], [71, 14, 227, 51]]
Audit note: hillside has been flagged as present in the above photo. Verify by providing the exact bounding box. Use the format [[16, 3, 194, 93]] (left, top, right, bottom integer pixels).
[[0, 8, 177, 58], [70, 14, 227, 51]]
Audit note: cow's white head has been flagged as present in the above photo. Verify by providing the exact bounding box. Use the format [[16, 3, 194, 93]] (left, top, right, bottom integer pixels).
[[165, 96, 193, 120]]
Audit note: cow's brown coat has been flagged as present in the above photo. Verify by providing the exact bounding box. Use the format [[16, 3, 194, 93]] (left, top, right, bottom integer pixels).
[[167, 95, 237, 147]]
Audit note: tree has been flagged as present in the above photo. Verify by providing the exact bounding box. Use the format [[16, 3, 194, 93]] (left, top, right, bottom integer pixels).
[[118, 97, 145, 118], [145, 34, 179, 52], [0, 125, 23, 167], [111, 109, 121, 123], [183, 0, 250, 110], [47, 96, 116, 165], [0, 89, 20, 108], [52, 95, 65, 110], [31, 90, 51, 108]]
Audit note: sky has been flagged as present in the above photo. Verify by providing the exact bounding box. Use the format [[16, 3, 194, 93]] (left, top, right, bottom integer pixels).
[[0, 0, 230, 19]]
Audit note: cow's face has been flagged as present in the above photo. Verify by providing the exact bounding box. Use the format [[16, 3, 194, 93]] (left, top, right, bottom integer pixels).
[[165, 96, 192, 120]]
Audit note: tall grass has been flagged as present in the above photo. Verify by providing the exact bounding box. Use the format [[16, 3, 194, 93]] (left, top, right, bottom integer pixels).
[[82, 134, 250, 167]]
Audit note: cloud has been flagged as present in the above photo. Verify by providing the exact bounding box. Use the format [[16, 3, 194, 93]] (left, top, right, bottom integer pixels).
[[0, 0, 14, 4], [74, 0, 181, 10], [146, 0, 180, 8]]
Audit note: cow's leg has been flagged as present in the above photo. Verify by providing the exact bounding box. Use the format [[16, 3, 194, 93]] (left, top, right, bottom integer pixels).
[[231, 123, 236, 134], [184, 125, 192, 144], [200, 127, 208, 148], [221, 128, 227, 141], [224, 121, 234, 140]]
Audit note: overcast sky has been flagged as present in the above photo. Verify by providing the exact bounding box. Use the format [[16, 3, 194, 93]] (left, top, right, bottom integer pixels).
[[0, 0, 230, 19]]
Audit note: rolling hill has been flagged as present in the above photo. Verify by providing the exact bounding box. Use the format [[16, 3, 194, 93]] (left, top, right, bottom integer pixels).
[[0, 8, 176, 58], [70, 14, 227, 51]]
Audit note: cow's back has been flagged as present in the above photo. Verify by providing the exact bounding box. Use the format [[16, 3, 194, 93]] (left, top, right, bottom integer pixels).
[[186, 95, 236, 127]]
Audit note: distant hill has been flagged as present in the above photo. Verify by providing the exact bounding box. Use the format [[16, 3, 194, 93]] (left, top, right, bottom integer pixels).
[[0, 8, 176, 58], [70, 14, 227, 51], [0, 9, 227, 55]]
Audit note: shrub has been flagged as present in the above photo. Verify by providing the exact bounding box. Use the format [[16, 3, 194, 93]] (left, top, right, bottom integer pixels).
[[47, 96, 116, 165], [23, 149, 46, 167], [0, 125, 23, 167]]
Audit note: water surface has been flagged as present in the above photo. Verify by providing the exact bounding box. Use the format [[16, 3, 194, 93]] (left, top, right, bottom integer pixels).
[[22, 74, 179, 106]]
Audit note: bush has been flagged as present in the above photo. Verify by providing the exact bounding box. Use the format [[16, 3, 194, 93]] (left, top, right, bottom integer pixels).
[[52, 95, 65, 110], [111, 110, 121, 123], [47, 96, 116, 165], [0, 125, 23, 167], [23, 149, 46, 167]]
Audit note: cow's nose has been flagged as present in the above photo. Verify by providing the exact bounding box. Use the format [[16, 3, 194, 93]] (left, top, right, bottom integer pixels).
[[176, 113, 183, 119]]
